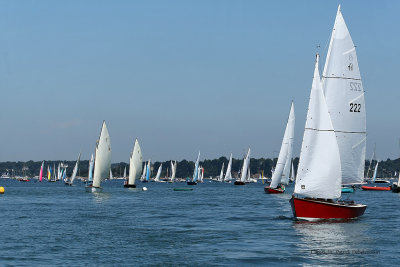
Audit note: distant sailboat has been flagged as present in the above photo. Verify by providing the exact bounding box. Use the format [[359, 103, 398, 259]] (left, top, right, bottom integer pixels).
[[143, 160, 151, 183], [124, 138, 142, 188], [218, 163, 225, 182], [66, 153, 81, 186], [123, 166, 127, 180], [141, 162, 147, 181], [87, 154, 94, 184], [154, 164, 162, 182], [235, 148, 250, 185], [224, 153, 233, 182], [170, 160, 177, 182], [85, 121, 112, 193], [392, 172, 400, 193], [265, 102, 295, 193], [187, 151, 200, 185], [39, 161, 44, 182]]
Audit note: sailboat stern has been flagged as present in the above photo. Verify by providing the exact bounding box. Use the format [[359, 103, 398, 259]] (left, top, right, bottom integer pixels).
[[264, 185, 285, 194], [290, 196, 367, 220]]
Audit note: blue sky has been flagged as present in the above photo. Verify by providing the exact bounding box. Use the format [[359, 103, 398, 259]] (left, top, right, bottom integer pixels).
[[0, 0, 399, 162]]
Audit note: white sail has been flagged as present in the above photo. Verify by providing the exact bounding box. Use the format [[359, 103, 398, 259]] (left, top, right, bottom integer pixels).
[[69, 153, 81, 184], [155, 164, 162, 182], [240, 148, 251, 183], [88, 154, 94, 182], [170, 161, 177, 180], [109, 169, 113, 180], [322, 5, 366, 185], [92, 121, 112, 188], [123, 166, 126, 179], [219, 163, 224, 181], [193, 151, 200, 182], [141, 162, 147, 180], [372, 162, 379, 183], [128, 138, 142, 185], [224, 153, 233, 181], [294, 55, 342, 199], [270, 102, 295, 188]]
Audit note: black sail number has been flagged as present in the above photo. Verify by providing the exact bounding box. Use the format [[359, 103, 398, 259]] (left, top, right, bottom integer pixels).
[[349, 103, 361, 112]]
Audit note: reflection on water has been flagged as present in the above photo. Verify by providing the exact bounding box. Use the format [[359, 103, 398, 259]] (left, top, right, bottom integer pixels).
[[91, 192, 111, 203], [293, 220, 374, 264]]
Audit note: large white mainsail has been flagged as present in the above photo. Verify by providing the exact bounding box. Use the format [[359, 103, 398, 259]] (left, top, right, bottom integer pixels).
[[322, 5, 366, 185], [270, 102, 295, 188], [219, 162, 224, 181], [154, 164, 162, 182], [240, 148, 251, 183], [224, 153, 233, 182], [294, 55, 342, 199], [69, 152, 81, 185], [92, 121, 112, 188], [128, 138, 142, 185]]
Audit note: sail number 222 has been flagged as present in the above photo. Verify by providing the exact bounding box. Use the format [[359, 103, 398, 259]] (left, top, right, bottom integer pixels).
[[349, 103, 361, 112]]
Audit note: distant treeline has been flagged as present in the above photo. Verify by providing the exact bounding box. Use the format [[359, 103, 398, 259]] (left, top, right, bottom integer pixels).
[[1, 157, 399, 179]]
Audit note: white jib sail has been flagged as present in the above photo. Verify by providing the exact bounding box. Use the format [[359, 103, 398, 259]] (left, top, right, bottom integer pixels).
[[155, 164, 162, 182], [294, 54, 342, 199], [224, 153, 233, 181], [69, 152, 81, 184], [128, 138, 142, 185], [219, 163, 224, 181], [123, 167, 126, 179], [322, 5, 366, 185], [372, 162, 379, 182], [92, 121, 112, 188], [141, 162, 147, 180], [240, 148, 251, 182], [270, 102, 295, 188]]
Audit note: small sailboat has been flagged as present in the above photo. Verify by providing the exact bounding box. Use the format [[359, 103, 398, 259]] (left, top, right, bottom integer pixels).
[[142, 160, 151, 183], [218, 162, 224, 182], [154, 164, 162, 182], [290, 52, 366, 220], [361, 162, 390, 190], [224, 153, 233, 182], [38, 161, 44, 182], [87, 154, 94, 184], [85, 121, 112, 193], [169, 160, 177, 182], [141, 162, 147, 181], [187, 151, 200, 185], [234, 148, 250, 185], [124, 138, 142, 188], [265, 102, 295, 193], [65, 153, 81, 186]]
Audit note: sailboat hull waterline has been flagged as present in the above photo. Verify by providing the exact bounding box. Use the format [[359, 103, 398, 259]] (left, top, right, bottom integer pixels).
[[361, 186, 391, 191], [123, 183, 137, 188], [187, 181, 197, 185], [290, 196, 367, 220], [264, 186, 284, 194], [85, 185, 103, 193], [234, 181, 245, 185]]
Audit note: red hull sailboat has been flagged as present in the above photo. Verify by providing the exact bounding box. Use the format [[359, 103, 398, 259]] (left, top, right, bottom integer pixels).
[[291, 6, 367, 220], [290, 196, 367, 220], [265, 102, 295, 194]]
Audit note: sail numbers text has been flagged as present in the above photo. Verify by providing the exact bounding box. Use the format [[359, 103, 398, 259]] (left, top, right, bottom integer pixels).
[[349, 103, 361, 112], [349, 82, 362, 91]]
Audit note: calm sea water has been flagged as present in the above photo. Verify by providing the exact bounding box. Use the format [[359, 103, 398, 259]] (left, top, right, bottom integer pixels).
[[0, 179, 399, 266]]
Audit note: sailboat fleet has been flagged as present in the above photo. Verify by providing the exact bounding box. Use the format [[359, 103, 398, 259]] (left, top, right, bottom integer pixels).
[[4, 6, 400, 223]]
